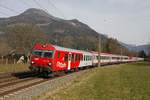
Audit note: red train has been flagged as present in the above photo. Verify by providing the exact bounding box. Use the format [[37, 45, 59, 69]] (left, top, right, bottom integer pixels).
[[29, 43, 143, 76]]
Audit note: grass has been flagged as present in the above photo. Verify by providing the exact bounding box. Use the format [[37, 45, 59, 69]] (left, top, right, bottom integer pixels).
[[38, 61, 150, 100], [0, 64, 29, 73]]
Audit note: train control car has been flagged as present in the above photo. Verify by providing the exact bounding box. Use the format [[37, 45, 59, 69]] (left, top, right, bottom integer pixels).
[[29, 43, 93, 76]]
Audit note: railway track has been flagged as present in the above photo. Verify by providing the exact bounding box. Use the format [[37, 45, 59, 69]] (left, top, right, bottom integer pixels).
[[0, 70, 64, 98], [0, 68, 91, 99], [0, 71, 42, 97]]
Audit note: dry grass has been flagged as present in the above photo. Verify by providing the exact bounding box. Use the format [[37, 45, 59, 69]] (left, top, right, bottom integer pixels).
[[0, 64, 29, 73]]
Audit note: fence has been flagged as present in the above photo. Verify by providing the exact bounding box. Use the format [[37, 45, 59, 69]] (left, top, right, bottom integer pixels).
[[0, 56, 28, 64]]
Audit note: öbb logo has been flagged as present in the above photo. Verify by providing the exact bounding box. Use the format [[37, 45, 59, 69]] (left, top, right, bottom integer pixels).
[[57, 62, 66, 68]]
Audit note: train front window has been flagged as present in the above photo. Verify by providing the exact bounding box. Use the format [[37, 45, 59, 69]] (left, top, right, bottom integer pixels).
[[43, 51, 53, 58], [32, 50, 42, 57], [32, 50, 53, 58]]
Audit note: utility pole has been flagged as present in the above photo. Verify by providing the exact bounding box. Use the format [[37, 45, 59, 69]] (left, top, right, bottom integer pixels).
[[120, 45, 123, 61], [55, 32, 58, 45], [98, 34, 101, 67]]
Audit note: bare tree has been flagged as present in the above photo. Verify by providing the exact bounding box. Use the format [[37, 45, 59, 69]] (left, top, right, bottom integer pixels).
[[5, 24, 46, 53]]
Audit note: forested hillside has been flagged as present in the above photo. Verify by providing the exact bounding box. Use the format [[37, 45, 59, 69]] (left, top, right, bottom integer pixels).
[[0, 8, 136, 56]]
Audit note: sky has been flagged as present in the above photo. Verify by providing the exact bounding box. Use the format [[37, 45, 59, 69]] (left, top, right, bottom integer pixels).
[[0, 0, 150, 45]]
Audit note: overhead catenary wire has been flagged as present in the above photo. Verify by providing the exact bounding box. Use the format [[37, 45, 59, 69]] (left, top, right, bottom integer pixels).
[[47, 0, 66, 19], [33, 0, 50, 13], [0, 3, 19, 14], [0, 11, 10, 16], [19, 0, 32, 7]]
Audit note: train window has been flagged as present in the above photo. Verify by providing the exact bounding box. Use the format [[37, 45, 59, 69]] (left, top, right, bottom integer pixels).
[[75, 54, 78, 61], [80, 55, 83, 61], [78, 54, 80, 61], [43, 51, 53, 58], [84, 55, 86, 61], [32, 50, 42, 57], [68, 54, 71, 61], [78, 54, 81, 61], [64, 54, 68, 61], [86, 56, 88, 61], [96, 56, 99, 60], [71, 54, 74, 61], [77, 54, 79, 61], [58, 52, 61, 58], [32, 50, 54, 58], [101, 56, 109, 60], [78, 55, 80, 61]]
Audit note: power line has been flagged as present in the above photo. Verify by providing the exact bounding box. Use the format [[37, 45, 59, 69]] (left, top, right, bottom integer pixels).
[[47, 0, 66, 19], [0, 3, 19, 14], [19, 0, 32, 7], [0, 11, 10, 16], [33, 0, 49, 13]]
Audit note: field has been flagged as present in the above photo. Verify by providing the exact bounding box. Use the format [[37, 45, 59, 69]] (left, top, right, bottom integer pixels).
[[38, 61, 150, 100], [0, 64, 28, 73]]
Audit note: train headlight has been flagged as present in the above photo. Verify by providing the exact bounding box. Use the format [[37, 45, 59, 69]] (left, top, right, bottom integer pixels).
[[48, 63, 51, 66], [31, 61, 35, 64]]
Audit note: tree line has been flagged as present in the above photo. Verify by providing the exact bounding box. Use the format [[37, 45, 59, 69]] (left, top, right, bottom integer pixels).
[[0, 24, 149, 61]]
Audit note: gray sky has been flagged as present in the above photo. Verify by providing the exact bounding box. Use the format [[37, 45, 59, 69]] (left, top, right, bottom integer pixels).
[[0, 0, 150, 45]]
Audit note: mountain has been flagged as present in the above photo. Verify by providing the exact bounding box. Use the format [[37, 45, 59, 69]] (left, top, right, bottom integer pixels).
[[136, 45, 150, 55], [0, 8, 96, 35], [0, 8, 109, 50], [0, 8, 144, 56], [120, 42, 137, 51], [121, 42, 150, 55]]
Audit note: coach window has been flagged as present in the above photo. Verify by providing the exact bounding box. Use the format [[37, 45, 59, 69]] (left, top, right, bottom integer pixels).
[[71, 54, 74, 61], [86, 56, 87, 61], [58, 52, 61, 58], [78, 54, 80, 61], [75, 54, 78, 61], [77, 54, 79, 61], [81, 55, 83, 61], [64, 54, 68, 61], [90, 56, 92, 60], [76, 54, 78, 61], [96, 56, 98, 60]]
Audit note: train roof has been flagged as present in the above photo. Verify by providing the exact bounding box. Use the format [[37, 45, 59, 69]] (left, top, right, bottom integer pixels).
[[53, 45, 92, 54], [33, 43, 131, 57], [33, 43, 92, 54]]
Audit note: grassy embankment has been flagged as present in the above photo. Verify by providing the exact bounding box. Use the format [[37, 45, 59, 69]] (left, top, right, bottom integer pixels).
[[38, 61, 150, 100], [0, 64, 29, 73]]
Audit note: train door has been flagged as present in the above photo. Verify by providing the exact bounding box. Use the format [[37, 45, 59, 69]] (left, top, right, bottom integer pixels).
[[68, 52, 71, 70], [71, 53, 75, 68]]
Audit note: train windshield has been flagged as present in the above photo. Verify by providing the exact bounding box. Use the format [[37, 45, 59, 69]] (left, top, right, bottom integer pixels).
[[32, 50, 53, 58]]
